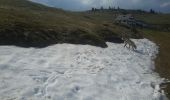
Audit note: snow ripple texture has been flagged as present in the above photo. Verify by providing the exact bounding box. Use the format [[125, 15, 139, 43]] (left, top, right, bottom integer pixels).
[[0, 39, 167, 100]]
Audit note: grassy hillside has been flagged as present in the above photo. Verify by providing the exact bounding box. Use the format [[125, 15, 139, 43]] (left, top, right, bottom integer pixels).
[[141, 29, 170, 98], [135, 14, 170, 31], [0, 0, 141, 48]]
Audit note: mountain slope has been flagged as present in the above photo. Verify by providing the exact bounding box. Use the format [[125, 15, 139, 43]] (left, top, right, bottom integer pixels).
[[0, 0, 142, 48]]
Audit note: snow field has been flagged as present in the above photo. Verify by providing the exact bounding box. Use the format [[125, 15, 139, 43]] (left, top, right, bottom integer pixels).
[[0, 39, 167, 100]]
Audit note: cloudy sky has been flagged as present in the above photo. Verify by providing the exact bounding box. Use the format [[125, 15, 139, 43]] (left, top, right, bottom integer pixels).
[[30, 0, 170, 13]]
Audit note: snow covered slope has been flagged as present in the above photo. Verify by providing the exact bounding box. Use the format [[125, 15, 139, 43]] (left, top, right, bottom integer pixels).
[[0, 39, 167, 100]]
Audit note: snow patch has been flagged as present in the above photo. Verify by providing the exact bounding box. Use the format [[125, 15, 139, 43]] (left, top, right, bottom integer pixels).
[[0, 39, 167, 100]]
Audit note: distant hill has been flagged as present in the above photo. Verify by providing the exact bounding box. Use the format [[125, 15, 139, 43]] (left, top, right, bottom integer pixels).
[[87, 8, 170, 31]]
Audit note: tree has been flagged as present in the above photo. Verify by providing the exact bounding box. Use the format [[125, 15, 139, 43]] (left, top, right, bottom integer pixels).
[[91, 7, 95, 12], [109, 6, 111, 10], [117, 6, 120, 10], [100, 6, 104, 11], [150, 9, 155, 14]]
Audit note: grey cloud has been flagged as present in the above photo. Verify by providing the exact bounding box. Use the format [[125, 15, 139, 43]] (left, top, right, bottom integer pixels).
[[161, 2, 170, 7], [30, 0, 170, 13]]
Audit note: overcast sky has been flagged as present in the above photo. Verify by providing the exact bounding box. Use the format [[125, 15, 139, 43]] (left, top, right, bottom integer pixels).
[[30, 0, 170, 13]]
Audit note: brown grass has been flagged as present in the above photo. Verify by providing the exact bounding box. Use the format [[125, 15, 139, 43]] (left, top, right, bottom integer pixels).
[[142, 29, 170, 98]]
